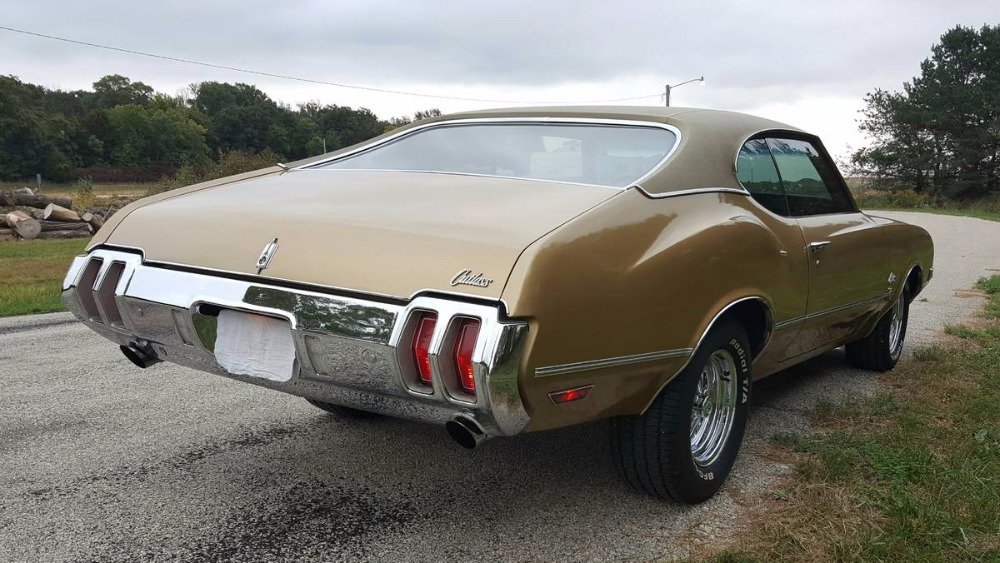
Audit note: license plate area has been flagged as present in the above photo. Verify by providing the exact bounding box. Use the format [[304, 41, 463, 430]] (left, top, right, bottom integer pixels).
[[214, 309, 296, 382]]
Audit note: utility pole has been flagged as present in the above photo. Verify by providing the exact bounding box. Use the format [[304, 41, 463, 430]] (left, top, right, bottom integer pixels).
[[663, 76, 706, 107]]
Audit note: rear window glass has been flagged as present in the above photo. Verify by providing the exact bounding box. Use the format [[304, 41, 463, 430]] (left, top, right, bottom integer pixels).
[[312, 123, 677, 188]]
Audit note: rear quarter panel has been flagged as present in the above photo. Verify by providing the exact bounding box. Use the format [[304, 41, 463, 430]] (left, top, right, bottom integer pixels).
[[503, 189, 808, 432], [867, 215, 935, 296]]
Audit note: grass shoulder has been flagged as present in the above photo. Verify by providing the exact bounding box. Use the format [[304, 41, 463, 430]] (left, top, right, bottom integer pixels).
[[713, 276, 1000, 562], [0, 239, 88, 316], [853, 189, 1000, 222]]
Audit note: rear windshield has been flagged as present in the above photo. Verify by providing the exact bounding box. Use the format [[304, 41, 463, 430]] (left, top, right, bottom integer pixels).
[[311, 122, 677, 188]]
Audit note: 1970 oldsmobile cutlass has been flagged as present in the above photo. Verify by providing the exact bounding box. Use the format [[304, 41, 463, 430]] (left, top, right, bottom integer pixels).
[[63, 106, 933, 503]]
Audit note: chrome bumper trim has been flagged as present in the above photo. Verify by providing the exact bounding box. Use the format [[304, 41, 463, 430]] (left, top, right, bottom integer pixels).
[[63, 248, 530, 437], [534, 348, 692, 377]]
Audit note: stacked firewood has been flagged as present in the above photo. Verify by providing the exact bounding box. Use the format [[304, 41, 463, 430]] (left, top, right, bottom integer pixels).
[[0, 188, 107, 241]]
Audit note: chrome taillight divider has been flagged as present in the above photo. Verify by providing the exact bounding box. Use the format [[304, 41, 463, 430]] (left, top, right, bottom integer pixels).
[[64, 251, 142, 327], [390, 296, 510, 410]]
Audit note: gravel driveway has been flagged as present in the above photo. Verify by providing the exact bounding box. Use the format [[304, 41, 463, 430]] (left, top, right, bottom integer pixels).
[[1, 211, 997, 562]]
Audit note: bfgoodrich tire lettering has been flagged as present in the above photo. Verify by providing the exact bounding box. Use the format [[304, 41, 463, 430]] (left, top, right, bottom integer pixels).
[[306, 399, 382, 419], [609, 319, 752, 504]]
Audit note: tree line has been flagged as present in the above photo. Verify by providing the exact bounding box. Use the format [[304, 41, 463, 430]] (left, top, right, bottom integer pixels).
[[853, 24, 999, 200], [0, 73, 439, 183]]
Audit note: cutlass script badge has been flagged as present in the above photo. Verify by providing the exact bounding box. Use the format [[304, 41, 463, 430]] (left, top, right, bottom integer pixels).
[[450, 269, 493, 288], [256, 238, 279, 274]]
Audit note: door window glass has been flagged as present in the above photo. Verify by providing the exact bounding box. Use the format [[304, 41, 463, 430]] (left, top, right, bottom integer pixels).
[[765, 138, 854, 216], [736, 139, 789, 216]]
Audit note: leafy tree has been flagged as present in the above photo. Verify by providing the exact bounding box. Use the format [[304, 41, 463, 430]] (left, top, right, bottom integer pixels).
[[91, 74, 154, 109], [0, 73, 423, 181], [853, 25, 1000, 199]]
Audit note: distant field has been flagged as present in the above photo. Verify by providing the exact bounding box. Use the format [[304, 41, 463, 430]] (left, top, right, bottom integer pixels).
[[0, 181, 149, 198], [0, 239, 88, 317]]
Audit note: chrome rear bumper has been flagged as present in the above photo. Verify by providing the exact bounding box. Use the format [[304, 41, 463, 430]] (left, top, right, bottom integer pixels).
[[62, 247, 530, 438]]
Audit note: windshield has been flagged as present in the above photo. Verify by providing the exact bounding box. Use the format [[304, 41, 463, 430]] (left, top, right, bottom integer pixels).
[[312, 122, 677, 188]]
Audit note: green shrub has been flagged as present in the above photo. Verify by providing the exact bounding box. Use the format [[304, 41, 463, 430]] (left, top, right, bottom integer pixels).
[[146, 149, 280, 196]]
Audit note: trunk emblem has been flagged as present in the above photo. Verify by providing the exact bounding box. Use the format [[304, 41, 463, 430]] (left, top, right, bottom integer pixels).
[[450, 269, 493, 288], [256, 238, 279, 274]]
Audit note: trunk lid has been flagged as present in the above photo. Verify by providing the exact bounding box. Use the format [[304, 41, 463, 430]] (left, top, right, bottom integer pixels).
[[106, 170, 618, 300]]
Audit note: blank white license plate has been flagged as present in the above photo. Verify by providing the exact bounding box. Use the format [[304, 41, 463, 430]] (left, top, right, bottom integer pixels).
[[214, 309, 296, 382]]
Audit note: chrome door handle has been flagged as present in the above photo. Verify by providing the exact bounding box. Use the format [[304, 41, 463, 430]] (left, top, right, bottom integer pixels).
[[809, 241, 832, 253]]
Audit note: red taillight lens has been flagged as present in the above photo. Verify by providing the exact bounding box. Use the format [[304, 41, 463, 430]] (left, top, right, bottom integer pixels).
[[412, 313, 437, 386], [549, 385, 593, 405], [453, 320, 480, 395]]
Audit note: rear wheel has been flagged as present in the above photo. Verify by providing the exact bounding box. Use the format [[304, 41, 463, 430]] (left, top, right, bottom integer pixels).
[[610, 319, 752, 504], [305, 399, 382, 419], [846, 291, 909, 372]]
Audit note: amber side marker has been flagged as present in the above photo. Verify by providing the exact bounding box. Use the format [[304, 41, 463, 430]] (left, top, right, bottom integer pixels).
[[549, 385, 594, 405]]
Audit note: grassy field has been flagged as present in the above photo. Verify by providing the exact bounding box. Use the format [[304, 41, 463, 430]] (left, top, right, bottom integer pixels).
[[853, 190, 1000, 222], [0, 239, 88, 316], [715, 276, 1000, 562], [0, 181, 149, 198]]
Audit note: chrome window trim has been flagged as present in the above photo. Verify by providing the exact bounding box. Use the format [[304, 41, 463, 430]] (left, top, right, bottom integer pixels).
[[534, 348, 693, 378], [297, 117, 683, 189], [635, 186, 749, 199]]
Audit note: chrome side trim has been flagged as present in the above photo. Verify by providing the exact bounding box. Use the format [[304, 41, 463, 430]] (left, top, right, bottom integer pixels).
[[534, 348, 692, 378], [635, 186, 749, 199], [297, 117, 683, 190], [773, 290, 893, 330]]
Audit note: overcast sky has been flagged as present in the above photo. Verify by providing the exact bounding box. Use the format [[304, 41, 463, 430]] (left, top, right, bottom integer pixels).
[[2, 1, 997, 160]]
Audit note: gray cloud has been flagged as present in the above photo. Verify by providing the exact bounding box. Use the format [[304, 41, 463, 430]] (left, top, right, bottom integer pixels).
[[1, 0, 996, 152]]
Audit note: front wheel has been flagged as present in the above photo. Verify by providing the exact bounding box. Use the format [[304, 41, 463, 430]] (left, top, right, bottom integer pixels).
[[610, 319, 752, 504], [846, 291, 909, 372]]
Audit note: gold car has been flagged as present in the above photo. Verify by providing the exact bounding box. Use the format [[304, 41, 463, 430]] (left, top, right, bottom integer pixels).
[[63, 107, 933, 503]]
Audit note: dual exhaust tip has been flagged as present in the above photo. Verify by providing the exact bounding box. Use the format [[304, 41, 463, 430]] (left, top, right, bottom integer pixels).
[[446, 415, 488, 449], [119, 340, 490, 450], [120, 340, 161, 369]]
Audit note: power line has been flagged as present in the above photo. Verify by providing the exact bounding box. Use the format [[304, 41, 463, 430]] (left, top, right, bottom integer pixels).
[[0, 25, 662, 105]]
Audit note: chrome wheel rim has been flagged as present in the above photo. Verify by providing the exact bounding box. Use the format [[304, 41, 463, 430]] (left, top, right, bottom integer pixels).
[[690, 349, 739, 468], [888, 295, 905, 359]]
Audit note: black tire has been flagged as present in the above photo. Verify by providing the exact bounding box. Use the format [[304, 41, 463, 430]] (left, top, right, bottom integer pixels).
[[305, 399, 382, 419], [610, 319, 752, 504], [846, 292, 909, 372]]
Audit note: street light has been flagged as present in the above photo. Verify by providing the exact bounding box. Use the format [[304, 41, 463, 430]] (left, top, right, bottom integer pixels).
[[664, 76, 705, 107]]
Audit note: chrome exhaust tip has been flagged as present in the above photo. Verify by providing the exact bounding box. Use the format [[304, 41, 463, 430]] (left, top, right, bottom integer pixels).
[[446, 415, 488, 449], [120, 340, 161, 369]]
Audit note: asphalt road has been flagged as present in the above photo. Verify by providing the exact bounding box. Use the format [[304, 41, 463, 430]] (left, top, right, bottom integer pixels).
[[2, 211, 998, 562]]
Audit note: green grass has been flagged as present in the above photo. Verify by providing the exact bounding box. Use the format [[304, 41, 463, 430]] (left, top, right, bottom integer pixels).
[[863, 204, 1000, 222], [719, 276, 1000, 562], [0, 181, 149, 198], [853, 190, 1000, 222], [0, 239, 88, 316]]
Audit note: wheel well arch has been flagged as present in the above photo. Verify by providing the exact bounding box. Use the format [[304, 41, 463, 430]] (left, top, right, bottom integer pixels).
[[713, 297, 773, 359], [904, 264, 923, 302]]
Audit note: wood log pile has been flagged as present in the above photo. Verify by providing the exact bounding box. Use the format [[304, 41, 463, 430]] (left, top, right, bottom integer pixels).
[[0, 188, 115, 241]]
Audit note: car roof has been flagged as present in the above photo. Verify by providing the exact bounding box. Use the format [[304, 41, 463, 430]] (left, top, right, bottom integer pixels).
[[291, 106, 808, 195]]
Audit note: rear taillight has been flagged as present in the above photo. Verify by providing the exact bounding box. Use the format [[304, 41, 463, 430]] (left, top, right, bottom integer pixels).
[[412, 313, 437, 386], [453, 319, 480, 395]]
